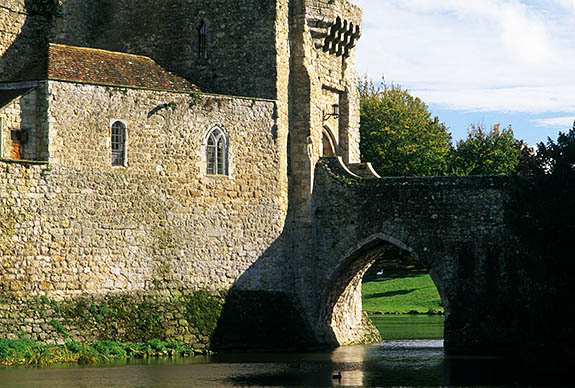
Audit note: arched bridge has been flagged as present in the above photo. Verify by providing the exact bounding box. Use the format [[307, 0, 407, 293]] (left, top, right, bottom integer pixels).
[[216, 158, 531, 355], [307, 158, 515, 352]]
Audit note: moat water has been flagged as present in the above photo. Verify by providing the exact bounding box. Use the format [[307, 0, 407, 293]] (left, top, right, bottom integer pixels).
[[0, 316, 569, 387]]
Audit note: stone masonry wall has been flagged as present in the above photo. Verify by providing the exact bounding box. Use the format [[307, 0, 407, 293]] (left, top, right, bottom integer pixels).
[[65, 0, 281, 100], [287, 0, 362, 339], [1, 0, 281, 100], [0, 83, 49, 161], [288, 0, 361, 224], [0, 0, 53, 82], [0, 80, 288, 345]]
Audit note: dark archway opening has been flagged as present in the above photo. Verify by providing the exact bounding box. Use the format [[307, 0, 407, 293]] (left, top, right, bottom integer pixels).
[[362, 249, 444, 342], [320, 236, 447, 346]]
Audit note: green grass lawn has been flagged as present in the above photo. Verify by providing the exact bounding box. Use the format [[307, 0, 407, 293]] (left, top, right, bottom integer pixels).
[[362, 273, 443, 314], [370, 315, 444, 340]]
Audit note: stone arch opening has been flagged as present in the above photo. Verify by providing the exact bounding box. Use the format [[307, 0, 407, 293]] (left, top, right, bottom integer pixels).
[[319, 234, 448, 346], [321, 126, 337, 157]]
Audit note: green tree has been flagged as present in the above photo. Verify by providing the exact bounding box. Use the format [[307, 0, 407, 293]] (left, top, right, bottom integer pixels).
[[359, 78, 452, 176], [505, 127, 575, 335], [449, 124, 522, 175], [508, 126, 575, 257]]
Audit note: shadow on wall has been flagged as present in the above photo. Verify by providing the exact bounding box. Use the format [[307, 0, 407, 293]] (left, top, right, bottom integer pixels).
[[212, 221, 328, 351], [210, 228, 322, 352], [0, 1, 55, 82], [0, 0, 114, 82]]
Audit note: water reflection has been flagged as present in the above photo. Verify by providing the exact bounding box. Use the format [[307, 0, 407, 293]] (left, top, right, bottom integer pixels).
[[214, 340, 445, 387], [0, 340, 570, 387]]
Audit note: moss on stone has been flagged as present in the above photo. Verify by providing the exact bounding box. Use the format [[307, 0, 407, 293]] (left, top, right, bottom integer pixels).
[[1, 291, 225, 348]]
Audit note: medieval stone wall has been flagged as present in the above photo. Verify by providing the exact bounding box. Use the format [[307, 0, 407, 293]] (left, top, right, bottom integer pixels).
[[286, 0, 362, 343], [1, 0, 282, 100], [83, 0, 280, 100], [305, 0, 362, 165], [0, 80, 288, 344], [0, 0, 52, 82], [0, 83, 49, 161], [288, 0, 361, 222]]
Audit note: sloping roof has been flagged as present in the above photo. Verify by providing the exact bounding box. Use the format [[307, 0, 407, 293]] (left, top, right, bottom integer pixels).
[[10, 43, 200, 93]]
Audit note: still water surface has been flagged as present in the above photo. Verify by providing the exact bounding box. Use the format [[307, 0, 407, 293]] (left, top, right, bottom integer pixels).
[[0, 317, 568, 387], [0, 340, 445, 388]]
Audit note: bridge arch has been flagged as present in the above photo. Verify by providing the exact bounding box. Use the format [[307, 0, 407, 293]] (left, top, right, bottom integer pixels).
[[319, 233, 449, 345]]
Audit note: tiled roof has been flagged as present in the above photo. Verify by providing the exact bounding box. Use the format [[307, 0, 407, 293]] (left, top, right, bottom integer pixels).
[[10, 43, 200, 93]]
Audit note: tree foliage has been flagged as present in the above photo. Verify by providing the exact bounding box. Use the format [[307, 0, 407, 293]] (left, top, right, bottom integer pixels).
[[505, 127, 575, 333], [358, 77, 452, 176], [507, 127, 575, 258], [449, 124, 522, 175]]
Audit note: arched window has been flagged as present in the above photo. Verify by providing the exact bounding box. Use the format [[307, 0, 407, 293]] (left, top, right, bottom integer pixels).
[[111, 120, 126, 166], [199, 22, 208, 59], [206, 127, 227, 175]]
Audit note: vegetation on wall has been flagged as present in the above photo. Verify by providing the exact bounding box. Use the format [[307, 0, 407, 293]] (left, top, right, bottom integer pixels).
[[0, 337, 199, 367], [1, 291, 225, 351]]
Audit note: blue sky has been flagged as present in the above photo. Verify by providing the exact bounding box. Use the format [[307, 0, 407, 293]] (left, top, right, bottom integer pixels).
[[352, 0, 575, 145]]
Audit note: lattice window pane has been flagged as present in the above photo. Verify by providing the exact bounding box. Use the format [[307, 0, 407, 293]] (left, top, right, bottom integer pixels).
[[111, 121, 126, 166], [217, 138, 225, 174], [207, 144, 217, 175], [199, 23, 208, 59], [206, 128, 227, 175]]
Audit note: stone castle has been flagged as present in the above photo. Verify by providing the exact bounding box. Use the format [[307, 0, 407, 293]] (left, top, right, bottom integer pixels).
[[0, 0, 374, 348], [1, 1, 571, 358]]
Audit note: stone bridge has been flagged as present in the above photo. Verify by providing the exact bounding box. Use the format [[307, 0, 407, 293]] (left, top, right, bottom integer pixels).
[[216, 158, 526, 355], [308, 158, 516, 352]]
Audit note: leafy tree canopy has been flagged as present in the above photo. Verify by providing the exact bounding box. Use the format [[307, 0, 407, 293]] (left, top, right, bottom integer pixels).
[[359, 77, 452, 176], [505, 127, 575, 318], [449, 124, 523, 176]]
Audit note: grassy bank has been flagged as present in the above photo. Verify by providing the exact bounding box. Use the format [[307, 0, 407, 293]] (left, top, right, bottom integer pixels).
[[362, 272, 443, 314], [0, 338, 203, 367], [370, 315, 444, 340]]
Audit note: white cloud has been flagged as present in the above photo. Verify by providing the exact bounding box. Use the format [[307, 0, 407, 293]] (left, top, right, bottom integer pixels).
[[412, 85, 575, 113], [352, 0, 575, 113], [549, 0, 575, 13], [532, 116, 575, 128]]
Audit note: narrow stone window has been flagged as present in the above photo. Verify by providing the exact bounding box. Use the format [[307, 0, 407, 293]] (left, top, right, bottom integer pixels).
[[199, 22, 208, 60], [206, 127, 227, 175], [111, 120, 126, 166]]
